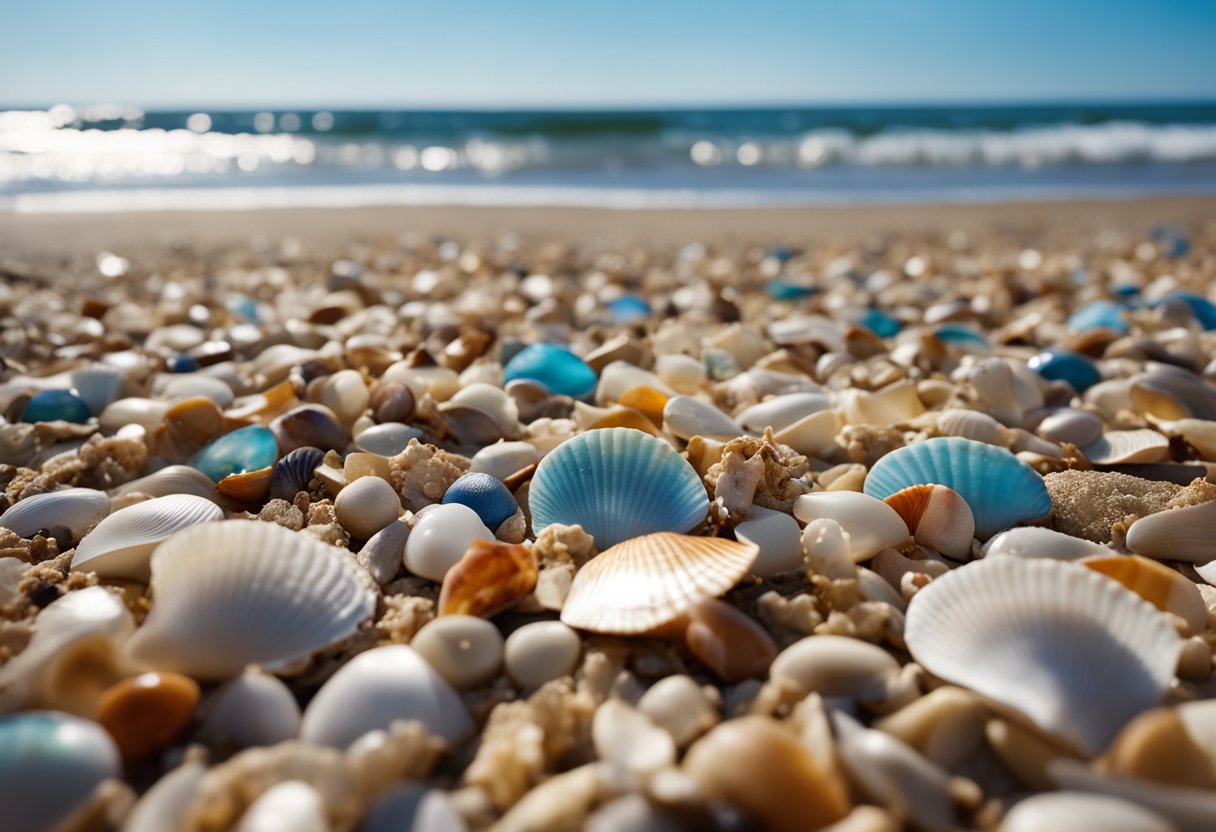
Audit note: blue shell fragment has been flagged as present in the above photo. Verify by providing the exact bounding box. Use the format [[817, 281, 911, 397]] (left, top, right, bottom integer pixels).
[[1027, 349, 1101, 392], [192, 425, 279, 483], [608, 295, 652, 324], [859, 308, 901, 338], [1067, 300, 1129, 334], [442, 472, 518, 531], [20, 390, 92, 424], [503, 343, 597, 398], [766, 279, 818, 301]]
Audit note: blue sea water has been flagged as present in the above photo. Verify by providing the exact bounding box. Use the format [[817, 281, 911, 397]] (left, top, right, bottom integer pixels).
[[2, 103, 1216, 211]]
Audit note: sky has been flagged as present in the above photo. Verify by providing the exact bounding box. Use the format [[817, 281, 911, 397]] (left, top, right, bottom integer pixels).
[[2, 0, 1215, 108]]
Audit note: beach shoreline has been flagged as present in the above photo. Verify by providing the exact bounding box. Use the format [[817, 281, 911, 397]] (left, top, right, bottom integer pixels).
[[2, 195, 1214, 260]]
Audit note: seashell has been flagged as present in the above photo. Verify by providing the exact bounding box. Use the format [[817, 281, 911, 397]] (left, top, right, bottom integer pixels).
[[618, 385, 669, 426], [161, 374, 235, 408], [560, 532, 758, 634], [147, 396, 229, 462], [344, 452, 393, 485], [382, 361, 462, 402], [438, 539, 536, 617], [503, 621, 581, 691], [441, 472, 518, 531], [125, 520, 376, 680], [1082, 554, 1208, 635], [529, 428, 710, 549], [20, 389, 92, 424], [411, 615, 504, 690], [224, 379, 298, 424], [312, 369, 370, 425], [802, 518, 857, 580], [1028, 348, 1101, 392], [932, 408, 1010, 445], [683, 715, 850, 832], [0, 711, 122, 832], [113, 464, 223, 504], [270, 404, 349, 453], [370, 382, 416, 424], [662, 395, 744, 440], [357, 519, 408, 586], [1148, 416, 1216, 461], [685, 598, 777, 681], [883, 484, 975, 560], [70, 365, 124, 416], [443, 383, 520, 435], [1000, 791, 1174, 832], [1130, 366, 1216, 422], [770, 635, 900, 701], [236, 780, 327, 832], [123, 758, 207, 832], [192, 425, 279, 483], [299, 644, 471, 748], [100, 396, 172, 433], [840, 380, 925, 426], [1038, 408, 1104, 447], [872, 685, 986, 769], [71, 494, 223, 581], [268, 446, 326, 501], [0, 585, 134, 715], [1081, 429, 1170, 465], [773, 408, 843, 457], [596, 361, 675, 405], [1101, 700, 1216, 789], [356, 422, 425, 456], [1157, 290, 1216, 330], [361, 786, 468, 832], [504, 343, 597, 397], [97, 671, 199, 761], [215, 466, 274, 504], [655, 353, 708, 393], [470, 440, 540, 481], [404, 503, 496, 582], [637, 675, 718, 748], [0, 487, 111, 540], [1069, 299, 1130, 333], [982, 526, 1114, 561], [334, 475, 401, 540], [593, 699, 675, 777], [1051, 758, 1216, 832], [1126, 501, 1216, 564], [794, 491, 910, 561], [863, 437, 1052, 539], [905, 557, 1179, 755], [195, 668, 301, 752], [734, 505, 804, 576]]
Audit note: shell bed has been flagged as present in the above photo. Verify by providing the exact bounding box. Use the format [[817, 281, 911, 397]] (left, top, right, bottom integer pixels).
[[2, 223, 1216, 832]]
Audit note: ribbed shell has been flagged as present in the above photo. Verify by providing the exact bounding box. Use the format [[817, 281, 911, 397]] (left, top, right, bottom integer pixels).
[[560, 532, 758, 634], [71, 494, 224, 581], [268, 446, 326, 502], [70, 365, 124, 416], [863, 437, 1051, 539], [1081, 430, 1170, 465], [111, 465, 223, 503], [125, 520, 376, 680], [0, 488, 111, 539], [905, 557, 1179, 756], [529, 428, 709, 548]]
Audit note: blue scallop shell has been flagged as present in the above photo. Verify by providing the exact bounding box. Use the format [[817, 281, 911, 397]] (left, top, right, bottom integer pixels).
[[192, 425, 279, 483], [1067, 300, 1129, 334], [863, 437, 1051, 540], [20, 390, 91, 424], [529, 427, 709, 548], [1027, 348, 1101, 392], [0, 711, 121, 832], [442, 472, 518, 530], [504, 343, 597, 398]]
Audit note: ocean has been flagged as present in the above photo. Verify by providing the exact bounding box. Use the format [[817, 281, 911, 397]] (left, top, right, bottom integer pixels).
[[3, 103, 1216, 212]]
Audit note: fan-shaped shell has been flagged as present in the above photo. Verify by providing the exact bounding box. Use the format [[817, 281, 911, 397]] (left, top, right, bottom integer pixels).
[[112, 465, 223, 503], [863, 437, 1052, 539], [0, 487, 111, 540], [932, 408, 1011, 445], [905, 557, 1179, 756], [125, 520, 376, 680], [268, 446, 326, 501], [883, 484, 975, 559], [71, 494, 224, 581], [529, 428, 710, 549], [1081, 430, 1170, 465], [560, 532, 758, 634], [1127, 501, 1216, 564]]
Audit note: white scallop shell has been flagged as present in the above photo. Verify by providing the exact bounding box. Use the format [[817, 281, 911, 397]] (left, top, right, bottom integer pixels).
[[299, 645, 471, 749], [71, 494, 224, 581], [905, 557, 1179, 755], [1127, 501, 1216, 565], [1081, 429, 1170, 465], [560, 532, 758, 634], [125, 520, 376, 680], [793, 491, 910, 561], [0, 487, 110, 540], [195, 668, 301, 751], [111, 465, 224, 503], [981, 527, 1115, 561]]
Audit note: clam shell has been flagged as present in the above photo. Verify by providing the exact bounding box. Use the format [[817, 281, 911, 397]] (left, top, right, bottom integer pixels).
[[863, 437, 1052, 539], [125, 520, 376, 680], [0, 487, 110, 540], [1000, 791, 1175, 832], [932, 408, 1011, 445], [268, 446, 326, 501], [840, 380, 925, 426], [1126, 501, 1216, 564], [195, 668, 301, 752], [774, 408, 843, 457], [529, 428, 710, 549], [270, 404, 349, 453], [112, 465, 223, 503], [299, 644, 471, 748], [1038, 408, 1104, 448], [663, 395, 744, 440], [883, 484, 975, 560], [0, 711, 122, 832], [443, 383, 519, 435], [734, 505, 804, 576], [441, 472, 518, 531], [71, 494, 224, 581], [1081, 430, 1170, 465], [981, 527, 1114, 561], [905, 557, 1179, 755], [735, 393, 834, 434], [560, 532, 758, 634], [793, 491, 910, 561], [470, 441, 540, 482], [1148, 417, 1216, 460], [504, 343, 597, 398]]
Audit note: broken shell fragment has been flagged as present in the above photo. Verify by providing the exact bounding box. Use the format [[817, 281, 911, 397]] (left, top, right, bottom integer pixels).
[[438, 539, 537, 617]]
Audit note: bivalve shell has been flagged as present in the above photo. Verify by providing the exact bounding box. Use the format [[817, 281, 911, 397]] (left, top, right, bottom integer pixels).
[[404, 503, 495, 582], [195, 668, 301, 752], [883, 484, 975, 560], [1000, 792, 1174, 832], [734, 505, 804, 576], [1081, 430, 1170, 465], [1127, 501, 1216, 564], [0, 487, 110, 540], [113, 465, 223, 503], [982, 526, 1115, 561], [71, 494, 223, 581], [793, 491, 910, 561], [1082, 554, 1208, 635]]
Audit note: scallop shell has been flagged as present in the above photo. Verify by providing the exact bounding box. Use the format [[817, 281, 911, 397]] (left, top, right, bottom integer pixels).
[[111, 465, 224, 503], [268, 446, 326, 501], [299, 644, 471, 748], [863, 437, 1052, 539], [0, 487, 111, 540], [1126, 501, 1216, 564], [981, 527, 1114, 561], [1081, 430, 1170, 465], [560, 532, 758, 634], [905, 557, 1179, 755], [71, 494, 224, 581], [0, 711, 122, 832], [883, 484, 975, 559], [125, 520, 376, 680], [529, 428, 710, 549]]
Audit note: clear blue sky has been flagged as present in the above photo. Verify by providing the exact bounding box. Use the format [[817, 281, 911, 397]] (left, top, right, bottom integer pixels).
[[3, 0, 1214, 108]]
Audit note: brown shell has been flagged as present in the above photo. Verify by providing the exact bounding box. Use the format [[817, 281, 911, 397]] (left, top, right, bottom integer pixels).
[[148, 396, 228, 462], [883, 483, 975, 559], [216, 466, 274, 505], [98, 672, 200, 761], [439, 540, 538, 617]]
